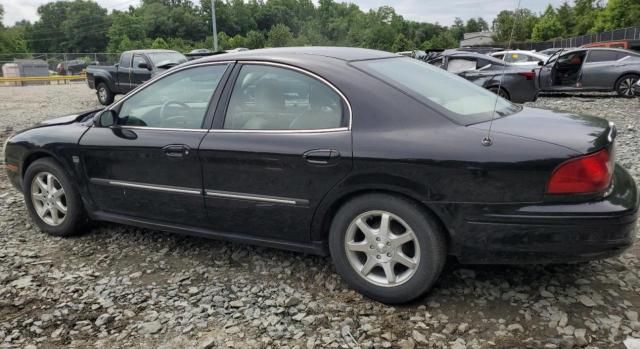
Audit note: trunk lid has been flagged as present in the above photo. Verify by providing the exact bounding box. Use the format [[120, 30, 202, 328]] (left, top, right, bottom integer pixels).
[[470, 106, 615, 154]]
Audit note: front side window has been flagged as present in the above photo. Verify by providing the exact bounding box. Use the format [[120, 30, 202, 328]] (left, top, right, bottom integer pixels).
[[353, 57, 521, 125], [132, 55, 146, 69], [117, 64, 228, 129], [224, 65, 345, 130]]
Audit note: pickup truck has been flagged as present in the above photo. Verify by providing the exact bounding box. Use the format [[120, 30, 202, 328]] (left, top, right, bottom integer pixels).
[[86, 49, 188, 105]]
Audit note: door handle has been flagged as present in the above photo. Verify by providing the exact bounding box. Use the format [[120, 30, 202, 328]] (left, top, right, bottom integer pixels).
[[162, 144, 190, 158], [303, 149, 340, 165]]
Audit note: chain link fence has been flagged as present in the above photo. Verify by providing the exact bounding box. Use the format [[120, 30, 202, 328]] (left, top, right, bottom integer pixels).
[[0, 53, 121, 77], [505, 26, 640, 51]]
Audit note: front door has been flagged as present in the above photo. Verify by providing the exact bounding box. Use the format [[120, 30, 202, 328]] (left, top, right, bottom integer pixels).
[[80, 63, 232, 226], [199, 63, 353, 242], [131, 54, 152, 88]]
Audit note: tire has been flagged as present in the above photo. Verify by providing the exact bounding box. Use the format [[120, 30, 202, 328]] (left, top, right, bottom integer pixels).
[[23, 158, 88, 237], [615, 74, 639, 98], [96, 82, 114, 105], [488, 86, 511, 100], [329, 194, 447, 304]]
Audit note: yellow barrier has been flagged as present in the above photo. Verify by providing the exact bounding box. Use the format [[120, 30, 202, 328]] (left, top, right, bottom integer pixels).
[[0, 74, 86, 84]]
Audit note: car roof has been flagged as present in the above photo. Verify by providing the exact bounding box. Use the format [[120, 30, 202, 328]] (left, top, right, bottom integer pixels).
[[192, 47, 397, 64], [125, 49, 182, 54], [558, 47, 638, 55], [444, 50, 506, 64]]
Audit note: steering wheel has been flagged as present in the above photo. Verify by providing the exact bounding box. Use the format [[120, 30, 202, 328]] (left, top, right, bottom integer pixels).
[[160, 100, 191, 128]]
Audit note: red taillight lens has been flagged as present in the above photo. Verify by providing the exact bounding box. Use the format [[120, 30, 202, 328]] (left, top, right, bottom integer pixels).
[[518, 71, 536, 80], [546, 149, 613, 194]]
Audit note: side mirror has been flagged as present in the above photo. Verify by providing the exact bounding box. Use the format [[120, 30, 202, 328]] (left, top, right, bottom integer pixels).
[[537, 60, 544, 66], [96, 110, 117, 127], [137, 62, 150, 70]]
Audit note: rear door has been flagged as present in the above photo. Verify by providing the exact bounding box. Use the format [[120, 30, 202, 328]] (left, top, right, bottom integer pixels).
[[80, 62, 232, 226], [199, 63, 353, 242], [581, 50, 627, 89]]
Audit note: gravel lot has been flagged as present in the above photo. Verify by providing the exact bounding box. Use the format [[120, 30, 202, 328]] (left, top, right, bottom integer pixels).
[[0, 84, 639, 349]]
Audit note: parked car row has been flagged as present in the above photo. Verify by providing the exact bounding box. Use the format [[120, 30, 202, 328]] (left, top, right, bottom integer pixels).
[[415, 47, 640, 102]]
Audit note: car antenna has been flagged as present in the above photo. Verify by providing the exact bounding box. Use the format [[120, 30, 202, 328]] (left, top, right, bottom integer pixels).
[[483, 0, 522, 147]]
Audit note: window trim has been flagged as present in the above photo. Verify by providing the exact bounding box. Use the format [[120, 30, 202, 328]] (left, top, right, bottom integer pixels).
[[105, 61, 234, 132], [212, 61, 353, 134]]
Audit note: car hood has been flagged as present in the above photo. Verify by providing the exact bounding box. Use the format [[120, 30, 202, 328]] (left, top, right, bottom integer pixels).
[[37, 109, 102, 127], [470, 107, 615, 154]]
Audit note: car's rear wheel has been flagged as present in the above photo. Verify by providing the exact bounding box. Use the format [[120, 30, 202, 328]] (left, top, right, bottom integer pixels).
[[329, 194, 446, 304], [23, 158, 88, 237], [488, 86, 510, 100], [96, 82, 114, 105], [615, 74, 639, 98]]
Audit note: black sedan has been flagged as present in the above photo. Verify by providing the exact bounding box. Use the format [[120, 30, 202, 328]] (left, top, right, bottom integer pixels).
[[4, 47, 638, 304], [426, 50, 540, 103]]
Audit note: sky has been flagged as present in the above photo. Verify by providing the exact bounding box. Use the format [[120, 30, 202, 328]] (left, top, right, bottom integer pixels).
[[1, 0, 567, 27]]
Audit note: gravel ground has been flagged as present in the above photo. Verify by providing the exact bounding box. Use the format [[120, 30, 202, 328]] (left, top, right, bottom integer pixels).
[[0, 85, 639, 349]]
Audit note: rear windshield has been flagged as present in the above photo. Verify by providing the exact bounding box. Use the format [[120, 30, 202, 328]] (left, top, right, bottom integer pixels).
[[352, 57, 521, 125]]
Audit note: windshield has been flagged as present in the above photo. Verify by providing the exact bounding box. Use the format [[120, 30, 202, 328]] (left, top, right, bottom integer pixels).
[[148, 52, 187, 68], [352, 57, 521, 125]]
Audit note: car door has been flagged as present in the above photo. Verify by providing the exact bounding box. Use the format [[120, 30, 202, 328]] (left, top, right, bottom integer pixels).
[[131, 54, 152, 87], [581, 50, 625, 89], [538, 55, 557, 90], [199, 63, 353, 242], [79, 62, 233, 226], [116, 52, 133, 93]]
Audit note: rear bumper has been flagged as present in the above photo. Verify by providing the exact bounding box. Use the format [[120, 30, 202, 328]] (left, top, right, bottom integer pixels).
[[447, 164, 638, 264]]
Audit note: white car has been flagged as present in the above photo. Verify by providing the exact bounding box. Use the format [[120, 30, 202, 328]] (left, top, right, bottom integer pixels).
[[491, 50, 549, 66]]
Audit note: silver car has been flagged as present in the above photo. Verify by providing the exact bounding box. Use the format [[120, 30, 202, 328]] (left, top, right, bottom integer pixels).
[[427, 51, 539, 103], [537, 48, 640, 97], [491, 50, 549, 66]]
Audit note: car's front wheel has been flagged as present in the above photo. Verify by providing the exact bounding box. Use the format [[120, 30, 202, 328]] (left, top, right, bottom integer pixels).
[[96, 82, 114, 105], [23, 158, 88, 237], [329, 194, 446, 304]]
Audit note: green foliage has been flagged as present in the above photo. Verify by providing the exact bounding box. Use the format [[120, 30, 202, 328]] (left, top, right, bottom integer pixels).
[[492, 9, 538, 42], [151, 37, 169, 49], [267, 24, 293, 47], [1, 0, 639, 57], [245, 30, 266, 49], [532, 5, 563, 41], [593, 0, 640, 31]]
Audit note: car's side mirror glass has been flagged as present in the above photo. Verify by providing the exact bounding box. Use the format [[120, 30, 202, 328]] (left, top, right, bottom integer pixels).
[[538, 60, 544, 66], [138, 62, 150, 70], [96, 110, 117, 127]]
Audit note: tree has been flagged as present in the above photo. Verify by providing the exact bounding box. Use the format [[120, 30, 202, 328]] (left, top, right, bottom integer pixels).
[[593, 0, 640, 31], [556, 1, 574, 36], [532, 5, 563, 41], [449, 17, 465, 41], [151, 37, 169, 49], [422, 31, 457, 50], [390, 33, 413, 52], [573, 0, 601, 34], [492, 9, 538, 42], [267, 23, 293, 47], [245, 30, 265, 49]]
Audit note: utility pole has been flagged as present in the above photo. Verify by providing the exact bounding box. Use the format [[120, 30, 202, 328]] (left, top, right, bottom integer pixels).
[[211, 0, 219, 52]]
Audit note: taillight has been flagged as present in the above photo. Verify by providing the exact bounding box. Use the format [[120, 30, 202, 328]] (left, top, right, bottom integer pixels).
[[546, 149, 613, 194], [518, 71, 536, 80]]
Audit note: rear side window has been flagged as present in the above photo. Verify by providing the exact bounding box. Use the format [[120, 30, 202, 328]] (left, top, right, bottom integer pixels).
[[353, 57, 520, 125], [447, 58, 477, 73], [224, 65, 345, 130], [119, 53, 132, 68], [587, 50, 621, 63]]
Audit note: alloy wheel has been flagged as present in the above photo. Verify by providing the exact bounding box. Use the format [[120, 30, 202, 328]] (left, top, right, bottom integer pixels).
[[619, 77, 638, 97], [98, 87, 107, 102], [344, 210, 420, 287], [30, 172, 67, 226]]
